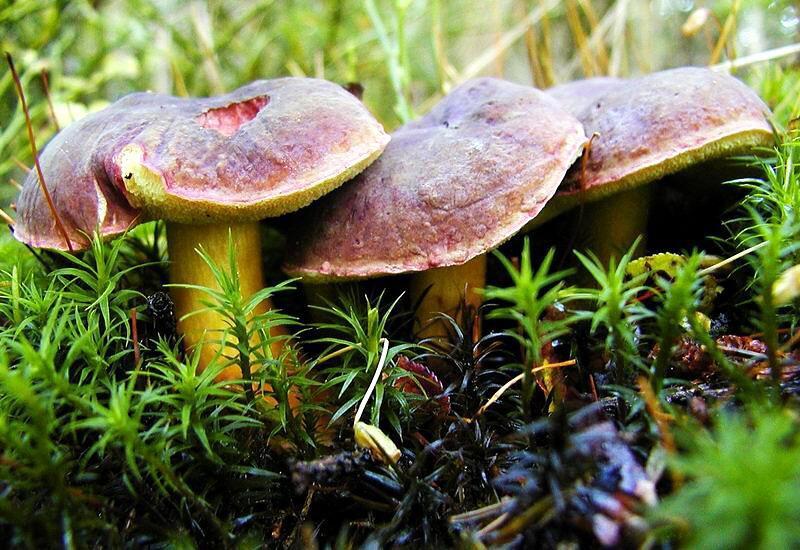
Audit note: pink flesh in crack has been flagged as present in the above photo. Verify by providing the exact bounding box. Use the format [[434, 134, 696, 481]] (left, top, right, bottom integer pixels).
[[195, 96, 270, 137]]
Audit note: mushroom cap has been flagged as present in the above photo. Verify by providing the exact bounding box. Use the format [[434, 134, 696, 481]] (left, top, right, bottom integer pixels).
[[283, 77, 586, 281], [546, 77, 623, 115], [14, 78, 389, 250], [547, 67, 774, 208]]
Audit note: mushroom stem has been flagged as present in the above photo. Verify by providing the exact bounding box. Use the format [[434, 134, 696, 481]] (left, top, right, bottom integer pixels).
[[409, 254, 487, 339], [167, 221, 286, 379], [576, 184, 651, 264]]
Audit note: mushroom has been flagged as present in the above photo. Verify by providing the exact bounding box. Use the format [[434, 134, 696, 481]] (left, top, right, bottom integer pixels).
[[14, 78, 389, 376], [538, 67, 774, 261], [283, 77, 585, 337], [546, 77, 622, 116]]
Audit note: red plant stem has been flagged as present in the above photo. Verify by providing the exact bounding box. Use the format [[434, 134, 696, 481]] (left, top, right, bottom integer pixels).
[[6, 52, 73, 252], [130, 308, 141, 366]]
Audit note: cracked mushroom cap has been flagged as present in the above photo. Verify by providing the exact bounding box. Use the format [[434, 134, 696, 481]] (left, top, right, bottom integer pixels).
[[283, 77, 586, 281], [545, 67, 774, 209], [14, 78, 389, 250]]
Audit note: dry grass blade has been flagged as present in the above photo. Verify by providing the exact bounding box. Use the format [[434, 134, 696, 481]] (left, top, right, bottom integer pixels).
[[40, 68, 60, 131], [430, 0, 455, 93], [697, 241, 768, 276], [190, 2, 225, 95], [709, 0, 740, 65], [579, 0, 609, 73], [469, 359, 576, 421], [454, 0, 561, 86], [638, 376, 681, 487], [608, 0, 629, 76], [13, 158, 31, 173], [563, 3, 616, 79], [710, 42, 800, 73], [492, 2, 506, 77], [0, 207, 15, 226], [537, 0, 556, 86], [521, 2, 546, 88], [565, 0, 596, 77]]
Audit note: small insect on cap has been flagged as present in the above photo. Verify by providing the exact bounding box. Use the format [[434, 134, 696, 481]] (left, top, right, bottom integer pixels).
[[14, 78, 389, 250], [546, 67, 774, 204], [283, 77, 586, 281]]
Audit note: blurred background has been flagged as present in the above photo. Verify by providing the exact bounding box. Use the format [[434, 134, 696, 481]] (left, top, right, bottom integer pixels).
[[2, 0, 799, 210]]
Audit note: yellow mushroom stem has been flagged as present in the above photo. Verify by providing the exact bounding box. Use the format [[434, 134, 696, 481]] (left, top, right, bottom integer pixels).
[[409, 254, 487, 339], [574, 184, 652, 265], [167, 221, 286, 380]]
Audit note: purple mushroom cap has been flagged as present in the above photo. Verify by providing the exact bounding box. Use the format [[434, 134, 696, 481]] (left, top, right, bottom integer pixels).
[[546, 77, 623, 117], [15, 78, 389, 250], [283, 77, 586, 281], [546, 67, 774, 207]]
